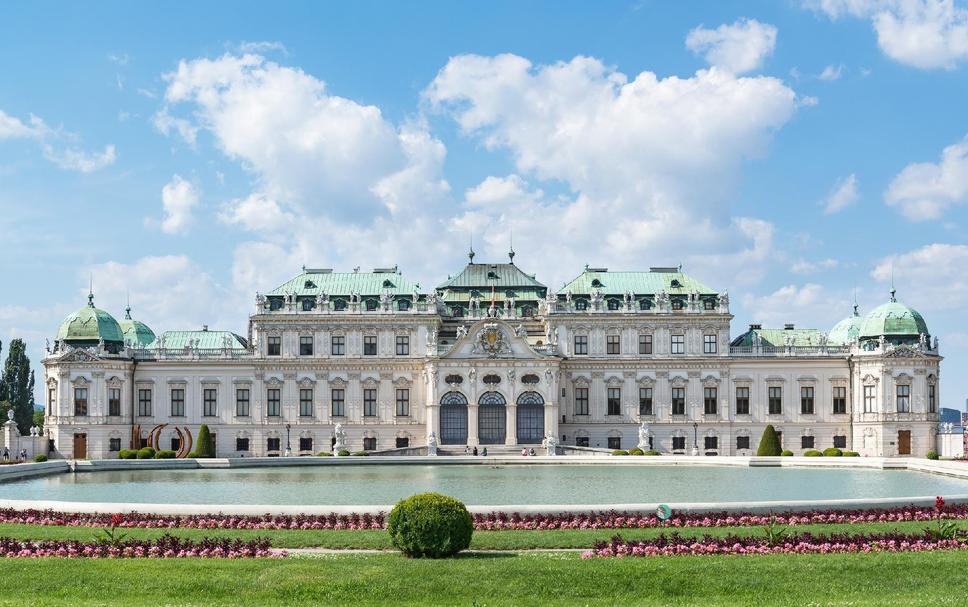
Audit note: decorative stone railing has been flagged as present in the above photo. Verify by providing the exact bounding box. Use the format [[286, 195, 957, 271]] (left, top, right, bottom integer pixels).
[[728, 345, 851, 357], [131, 348, 256, 361]]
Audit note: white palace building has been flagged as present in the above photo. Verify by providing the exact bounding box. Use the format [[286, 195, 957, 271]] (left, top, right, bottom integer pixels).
[[42, 251, 942, 459]]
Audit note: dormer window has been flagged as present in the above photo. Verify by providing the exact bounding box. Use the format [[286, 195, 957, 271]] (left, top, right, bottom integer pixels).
[[382, 279, 394, 288], [575, 299, 588, 311], [672, 299, 684, 310], [398, 299, 410, 311], [302, 299, 314, 311], [671, 279, 682, 288], [522, 306, 534, 317], [365, 299, 378, 311], [304, 280, 316, 289], [333, 299, 347, 311], [452, 306, 464, 317], [607, 299, 620, 310], [269, 299, 283, 311], [591, 279, 603, 288], [639, 299, 650, 310], [487, 271, 499, 279], [703, 298, 715, 310]]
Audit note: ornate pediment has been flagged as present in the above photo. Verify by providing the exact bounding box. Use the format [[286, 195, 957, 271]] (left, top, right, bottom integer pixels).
[[884, 346, 926, 359], [442, 319, 549, 360], [59, 349, 101, 363]]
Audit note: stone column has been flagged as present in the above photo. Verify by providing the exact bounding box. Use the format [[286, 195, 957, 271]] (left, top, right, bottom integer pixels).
[[3, 412, 21, 458], [467, 403, 479, 446], [505, 403, 517, 446]]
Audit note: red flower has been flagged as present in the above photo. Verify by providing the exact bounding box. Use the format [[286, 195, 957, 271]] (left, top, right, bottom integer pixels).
[[111, 513, 124, 526], [935, 496, 945, 511]]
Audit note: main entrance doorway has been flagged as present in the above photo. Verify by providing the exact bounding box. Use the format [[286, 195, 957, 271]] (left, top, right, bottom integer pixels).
[[440, 392, 468, 445], [898, 430, 911, 455], [516, 391, 545, 444], [72, 433, 87, 459], [478, 391, 507, 445]]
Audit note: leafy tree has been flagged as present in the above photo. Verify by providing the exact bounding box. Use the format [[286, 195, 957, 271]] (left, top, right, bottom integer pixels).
[[756, 424, 782, 456], [196, 424, 215, 457], [32, 408, 44, 433], [1, 339, 33, 434]]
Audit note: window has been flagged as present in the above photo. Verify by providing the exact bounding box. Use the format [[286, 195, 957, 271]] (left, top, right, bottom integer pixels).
[[639, 387, 653, 415], [48, 387, 56, 414], [299, 336, 313, 356], [672, 387, 685, 415], [575, 387, 589, 415], [574, 335, 588, 355], [108, 388, 121, 416], [833, 386, 847, 414], [606, 335, 621, 355], [607, 436, 621, 450], [267, 388, 281, 417], [736, 436, 750, 450], [363, 437, 377, 451], [396, 437, 410, 448], [267, 336, 281, 356], [638, 334, 653, 354], [299, 437, 313, 452], [607, 387, 621, 416], [398, 299, 410, 311], [105, 437, 120, 452], [863, 385, 876, 413], [704, 387, 717, 415], [704, 299, 716, 310], [735, 387, 750, 415], [704, 436, 718, 450], [365, 299, 377, 311], [73, 387, 88, 416], [203, 388, 218, 417], [267, 437, 281, 452], [607, 299, 620, 311], [302, 299, 313, 311], [331, 335, 345, 356], [363, 335, 377, 356], [138, 389, 152, 417], [768, 387, 782, 415], [452, 306, 464, 317], [236, 437, 250, 452], [396, 389, 410, 416], [170, 437, 181, 451], [169, 388, 185, 416], [671, 334, 685, 354], [801, 435, 815, 449], [833, 435, 847, 449], [672, 436, 686, 451], [364, 388, 378, 416], [299, 389, 313, 417], [236, 389, 250, 417], [332, 389, 345, 416], [576, 436, 590, 447], [333, 299, 346, 311], [929, 384, 937, 413], [672, 298, 683, 310], [896, 384, 910, 412], [575, 299, 588, 311], [395, 335, 410, 356], [703, 334, 717, 354], [639, 299, 649, 310], [800, 386, 815, 415]]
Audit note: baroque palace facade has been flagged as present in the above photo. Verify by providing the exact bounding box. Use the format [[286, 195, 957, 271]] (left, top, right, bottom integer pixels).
[[43, 252, 942, 459]]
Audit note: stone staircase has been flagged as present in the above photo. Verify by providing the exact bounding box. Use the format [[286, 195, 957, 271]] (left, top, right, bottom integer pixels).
[[437, 444, 544, 457]]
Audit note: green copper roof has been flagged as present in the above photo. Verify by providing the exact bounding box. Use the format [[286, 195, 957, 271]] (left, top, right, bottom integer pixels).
[[731, 327, 825, 348], [267, 268, 420, 297], [828, 305, 862, 346], [858, 294, 929, 340], [442, 287, 546, 303], [437, 262, 546, 291], [119, 306, 156, 347], [149, 330, 248, 350], [56, 294, 124, 343], [560, 268, 716, 295]]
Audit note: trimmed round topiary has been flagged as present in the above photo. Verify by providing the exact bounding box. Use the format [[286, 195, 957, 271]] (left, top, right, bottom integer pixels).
[[628, 448, 644, 456], [843, 450, 860, 457], [352, 451, 370, 456], [136, 447, 156, 459], [387, 493, 473, 558], [154, 450, 177, 459], [926, 450, 940, 460], [643, 450, 662, 456], [803, 449, 822, 457], [823, 447, 843, 457], [756, 425, 782, 456], [187, 451, 201, 458], [611, 449, 629, 456], [337, 449, 350, 457], [32, 454, 48, 463], [781, 449, 794, 456], [118, 449, 135, 460], [317, 451, 333, 456]]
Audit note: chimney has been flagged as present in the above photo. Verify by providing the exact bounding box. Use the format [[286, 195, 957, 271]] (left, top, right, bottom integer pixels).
[[749, 324, 762, 330], [202, 325, 209, 332], [784, 323, 795, 330]]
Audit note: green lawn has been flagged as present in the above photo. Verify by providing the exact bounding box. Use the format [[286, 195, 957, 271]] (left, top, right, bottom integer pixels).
[[0, 551, 966, 606]]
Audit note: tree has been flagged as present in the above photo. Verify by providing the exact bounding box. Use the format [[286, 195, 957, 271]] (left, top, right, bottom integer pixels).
[[196, 424, 215, 458], [32, 408, 44, 433], [1, 339, 33, 434], [756, 424, 782, 456]]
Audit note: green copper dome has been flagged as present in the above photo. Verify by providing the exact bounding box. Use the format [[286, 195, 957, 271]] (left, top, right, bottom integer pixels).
[[118, 305, 156, 347], [858, 290, 929, 341], [56, 294, 124, 344], [828, 304, 862, 346]]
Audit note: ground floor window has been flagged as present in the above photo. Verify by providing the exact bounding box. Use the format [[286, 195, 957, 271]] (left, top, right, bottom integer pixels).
[[170, 437, 181, 451], [299, 437, 313, 452], [801, 435, 815, 449], [736, 436, 750, 450], [396, 437, 409, 448], [109, 438, 121, 452], [672, 436, 686, 451], [607, 436, 621, 450], [363, 437, 377, 451], [704, 436, 718, 450], [575, 436, 589, 447], [236, 437, 250, 452], [833, 435, 847, 449], [267, 437, 281, 452]]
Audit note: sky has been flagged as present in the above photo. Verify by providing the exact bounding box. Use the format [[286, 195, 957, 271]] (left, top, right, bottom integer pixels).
[[1, 0, 967, 408]]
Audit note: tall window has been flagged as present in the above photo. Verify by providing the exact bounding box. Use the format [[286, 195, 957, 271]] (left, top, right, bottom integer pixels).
[[929, 384, 937, 413], [395, 335, 409, 356], [896, 384, 910, 413], [672, 387, 685, 415], [833, 386, 847, 414], [138, 389, 152, 417], [703, 334, 717, 354], [704, 436, 718, 450], [302, 299, 313, 311], [574, 335, 588, 355], [267, 388, 281, 417], [267, 437, 281, 452], [331, 335, 345, 356], [236, 437, 250, 452], [863, 385, 876, 413], [267, 336, 281, 356], [299, 336, 313, 356], [73, 387, 88, 416], [606, 335, 621, 355], [574, 387, 589, 415], [108, 388, 121, 416], [704, 387, 717, 415], [671, 334, 685, 354], [170, 388, 185, 417], [363, 335, 377, 356], [363, 437, 377, 451], [638, 334, 653, 354], [639, 387, 653, 415], [48, 387, 56, 415], [801, 435, 815, 449], [607, 387, 621, 415], [109, 438, 121, 452], [299, 389, 313, 417], [833, 435, 847, 449], [800, 386, 815, 414], [203, 388, 218, 417], [736, 436, 751, 450], [735, 387, 750, 415], [364, 388, 378, 416], [299, 437, 313, 452], [672, 436, 686, 451], [331, 388, 345, 417], [768, 387, 782, 415], [236, 388, 250, 417], [607, 436, 621, 449], [396, 389, 410, 416]]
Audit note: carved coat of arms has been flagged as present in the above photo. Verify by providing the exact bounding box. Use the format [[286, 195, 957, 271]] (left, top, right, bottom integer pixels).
[[474, 323, 510, 358]]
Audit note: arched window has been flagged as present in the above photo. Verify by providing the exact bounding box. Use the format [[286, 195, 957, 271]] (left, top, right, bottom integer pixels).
[[478, 391, 506, 444], [333, 299, 347, 311], [439, 392, 468, 445], [516, 391, 545, 444], [365, 299, 378, 311], [639, 299, 650, 310], [607, 299, 620, 310], [398, 299, 410, 311]]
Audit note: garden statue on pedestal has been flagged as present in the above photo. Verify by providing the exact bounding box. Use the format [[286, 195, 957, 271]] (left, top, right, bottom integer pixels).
[[545, 433, 559, 456], [333, 424, 347, 455], [637, 422, 651, 451], [427, 431, 438, 456]]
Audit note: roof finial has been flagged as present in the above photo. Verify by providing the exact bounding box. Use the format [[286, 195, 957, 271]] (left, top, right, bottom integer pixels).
[[890, 263, 897, 302], [468, 233, 475, 263], [88, 274, 95, 308], [508, 228, 515, 264], [852, 289, 859, 316], [125, 290, 132, 319]]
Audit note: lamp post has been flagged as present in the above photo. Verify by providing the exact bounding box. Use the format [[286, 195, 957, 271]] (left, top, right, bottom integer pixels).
[[692, 422, 699, 456], [284, 423, 292, 457]]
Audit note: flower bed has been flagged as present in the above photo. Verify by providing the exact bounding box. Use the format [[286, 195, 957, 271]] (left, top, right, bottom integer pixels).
[[0, 534, 278, 558]]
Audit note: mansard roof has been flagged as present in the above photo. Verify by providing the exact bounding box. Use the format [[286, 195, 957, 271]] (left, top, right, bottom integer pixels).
[[560, 267, 716, 296], [731, 326, 825, 348], [149, 330, 248, 350], [437, 262, 546, 291], [267, 267, 421, 297]]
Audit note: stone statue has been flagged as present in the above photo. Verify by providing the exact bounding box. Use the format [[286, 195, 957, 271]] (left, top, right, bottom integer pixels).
[[380, 290, 393, 312], [637, 422, 651, 450], [412, 289, 420, 306], [656, 290, 669, 312], [255, 293, 266, 310], [456, 325, 468, 340], [688, 291, 698, 312], [506, 369, 516, 383], [590, 289, 603, 311], [45, 338, 51, 354], [426, 291, 438, 305], [565, 291, 573, 306], [6, 409, 13, 422], [514, 324, 526, 337], [624, 291, 633, 310], [545, 433, 559, 456], [315, 292, 328, 308], [427, 431, 438, 456], [919, 333, 927, 349], [933, 336, 940, 351], [752, 332, 762, 349], [333, 424, 347, 454], [718, 290, 729, 313]]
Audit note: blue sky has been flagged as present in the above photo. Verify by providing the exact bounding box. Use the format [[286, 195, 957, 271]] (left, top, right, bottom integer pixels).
[[1, 0, 967, 407]]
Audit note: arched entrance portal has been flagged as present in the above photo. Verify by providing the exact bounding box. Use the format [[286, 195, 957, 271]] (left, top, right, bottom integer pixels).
[[439, 392, 468, 445], [517, 391, 545, 444], [478, 391, 507, 445]]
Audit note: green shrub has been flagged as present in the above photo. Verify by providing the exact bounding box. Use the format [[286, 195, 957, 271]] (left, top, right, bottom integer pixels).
[[154, 450, 177, 459], [136, 447, 156, 459], [352, 451, 370, 456], [926, 450, 940, 460], [643, 450, 662, 456], [196, 425, 215, 458], [756, 425, 782, 456], [337, 449, 350, 457], [387, 493, 473, 558], [628, 448, 644, 456], [781, 450, 794, 456], [32, 454, 48, 463], [186, 451, 200, 458], [118, 449, 137, 460], [843, 451, 860, 457], [611, 449, 629, 456], [803, 449, 822, 457], [823, 447, 843, 457], [317, 451, 333, 456]]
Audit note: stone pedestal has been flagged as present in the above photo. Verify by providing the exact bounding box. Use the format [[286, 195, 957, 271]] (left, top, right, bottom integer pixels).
[[3, 415, 21, 460]]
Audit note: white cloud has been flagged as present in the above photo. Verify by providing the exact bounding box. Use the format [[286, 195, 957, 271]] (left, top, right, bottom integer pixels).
[[238, 41, 287, 54], [151, 175, 200, 235], [791, 258, 842, 273], [0, 110, 49, 139], [42, 143, 117, 173], [741, 283, 849, 328], [871, 243, 968, 309], [685, 18, 778, 74], [218, 193, 294, 232], [0, 108, 116, 172], [818, 63, 846, 80], [108, 53, 130, 67], [885, 134, 968, 220], [822, 173, 860, 213], [798, 95, 820, 107], [808, 0, 968, 69]]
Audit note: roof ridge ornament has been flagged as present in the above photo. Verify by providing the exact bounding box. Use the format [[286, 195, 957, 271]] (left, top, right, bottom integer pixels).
[[469, 233, 475, 263], [508, 229, 515, 264]]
